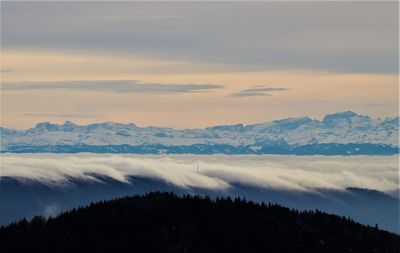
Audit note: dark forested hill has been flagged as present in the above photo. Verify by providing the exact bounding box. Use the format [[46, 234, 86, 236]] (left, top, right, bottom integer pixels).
[[1, 192, 399, 253]]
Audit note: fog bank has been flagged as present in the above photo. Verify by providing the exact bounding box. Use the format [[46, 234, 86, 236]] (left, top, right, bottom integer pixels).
[[1, 154, 398, 193]]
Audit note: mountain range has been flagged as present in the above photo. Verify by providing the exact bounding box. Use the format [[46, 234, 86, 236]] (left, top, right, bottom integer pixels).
[[1, 111, 398, 155]]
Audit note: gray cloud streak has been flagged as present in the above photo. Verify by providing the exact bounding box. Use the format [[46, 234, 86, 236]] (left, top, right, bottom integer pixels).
[[229, 87, 288, 97], [1, 80, 224, 94], [0, 69, 14, 73], [23, 113, 99, 119], [1, 2, 397, 73]]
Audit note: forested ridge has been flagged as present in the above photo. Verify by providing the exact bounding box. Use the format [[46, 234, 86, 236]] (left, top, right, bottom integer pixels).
[[1, 192, 399, 253]]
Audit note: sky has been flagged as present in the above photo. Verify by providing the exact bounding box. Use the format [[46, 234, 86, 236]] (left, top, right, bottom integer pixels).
[[1, 1, 398, 129]]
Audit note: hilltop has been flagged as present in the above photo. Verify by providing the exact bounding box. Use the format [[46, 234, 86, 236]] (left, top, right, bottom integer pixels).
[[1, 192, 399, 253]]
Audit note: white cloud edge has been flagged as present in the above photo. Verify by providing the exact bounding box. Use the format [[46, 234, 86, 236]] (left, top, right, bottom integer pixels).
[[1, 154, 398, 193]]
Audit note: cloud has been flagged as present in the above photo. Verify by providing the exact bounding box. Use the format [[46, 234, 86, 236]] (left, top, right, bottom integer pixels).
[[105, 14, 183, 22], [1, 2, 397, 73], [23, 113, 99, 119], [351, 103, 391, 108], [1, 80, 224, 94], [1, 154, 397, 193], [311, 100, 392, 108], [229, 87, 288, 97], [0, 69, 14, 73], [42, 203, 61, 217]]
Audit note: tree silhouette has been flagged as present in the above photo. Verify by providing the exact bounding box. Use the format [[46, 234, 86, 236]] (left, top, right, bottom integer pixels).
[[1, 192, 399, 253]]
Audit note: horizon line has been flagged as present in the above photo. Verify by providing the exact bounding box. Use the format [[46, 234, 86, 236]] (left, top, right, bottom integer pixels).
[[1, 110, 398, 131]]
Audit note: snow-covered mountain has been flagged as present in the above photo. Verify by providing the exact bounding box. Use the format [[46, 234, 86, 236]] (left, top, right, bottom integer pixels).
[[1, 111, 398, 155]]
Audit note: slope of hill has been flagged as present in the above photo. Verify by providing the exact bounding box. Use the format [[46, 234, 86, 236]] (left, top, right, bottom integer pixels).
[[0, 192, 399, 253], [1, 175, 399, 233], [1, 111, 398, 155]]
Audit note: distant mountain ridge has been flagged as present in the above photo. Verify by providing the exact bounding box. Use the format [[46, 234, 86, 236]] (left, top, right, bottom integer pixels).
[[1, 111, 398, 155]]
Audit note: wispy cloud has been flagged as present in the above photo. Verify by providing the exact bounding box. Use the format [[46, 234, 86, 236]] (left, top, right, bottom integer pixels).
[[229, 87, 288, 97], [105, 14, 183, 22], [23, 113, 99, 119], [0, 69, 14, 73], [2, 2, 397, 74], [1, 80, 224, 94], [311, 100, 391, 108], [351, 103, 391, 108]]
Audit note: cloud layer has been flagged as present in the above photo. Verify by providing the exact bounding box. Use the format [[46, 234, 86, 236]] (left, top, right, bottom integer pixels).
[[2, 2, 397, 73], [229, 87, 288, 97], [1, 154, 397, 193], [23, 113, 99, 119], [1, 80, 223, 94]]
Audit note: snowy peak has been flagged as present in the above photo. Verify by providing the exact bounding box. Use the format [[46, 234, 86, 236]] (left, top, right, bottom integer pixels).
[[206, 124, 244, 132], [270, 116, 313, 130], [34, 122, 58, 131], [272, 116, 312, 125], [321, 111, 376, 131], [323, 111, 358, 123], [62, 121, 78, 132], [322, 111, 362, 125]]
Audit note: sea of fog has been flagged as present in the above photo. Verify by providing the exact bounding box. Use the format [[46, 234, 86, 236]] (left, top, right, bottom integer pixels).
[[1, 154, 398, 194], [1, 154, 399, 232]]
